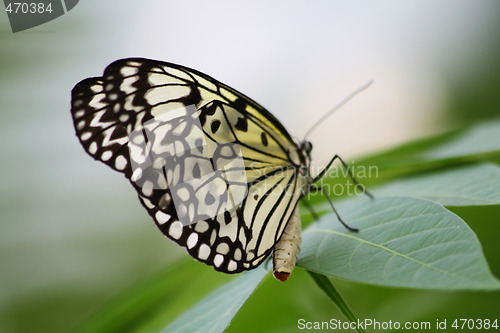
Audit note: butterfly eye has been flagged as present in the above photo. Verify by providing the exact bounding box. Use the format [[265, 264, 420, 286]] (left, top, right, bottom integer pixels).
[[299, 165, 308, 176]]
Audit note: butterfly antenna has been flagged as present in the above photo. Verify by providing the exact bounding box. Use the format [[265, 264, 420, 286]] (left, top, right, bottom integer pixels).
[[303, 80, 373, 141]]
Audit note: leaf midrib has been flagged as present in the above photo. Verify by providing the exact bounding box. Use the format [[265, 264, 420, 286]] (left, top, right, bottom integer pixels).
[[304, 228, 474, 283]]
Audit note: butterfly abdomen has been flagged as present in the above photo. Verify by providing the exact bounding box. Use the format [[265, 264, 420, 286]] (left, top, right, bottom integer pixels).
[[272, 206, 302, 282]]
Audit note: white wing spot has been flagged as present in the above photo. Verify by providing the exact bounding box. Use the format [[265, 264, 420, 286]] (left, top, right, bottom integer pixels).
[[141, 197, 154, 209], [115, 155, 127, 170], [121, 65, 139, 75], [209, 229, 217, 245], [198, 244, 211, 260], [214, 254, 224, 267], [233, 248, 242, 261], [176, 187, 190, 201], [74, 109, 85, 118], [142, 180, 153, 196], [130, 149, 146, 164], [77, 120, 86, 130], [227, 260, 237, 272], [109, 93, 118, 101], [187, 233, 199, 249], [90, 85, 102, 93], [101, 151, 112, 161], [132, 134, 144, 145], [177, 204, 187, 219], [81, 132, 92, 141], [216, 242, 229, 255], [169, 221, 183, 239], [194, 220, 209, 233], [155, 211, 170, 224], [131, 168, 143, 182], [119, 114, 130, 122], [88, 142, 97, 154]]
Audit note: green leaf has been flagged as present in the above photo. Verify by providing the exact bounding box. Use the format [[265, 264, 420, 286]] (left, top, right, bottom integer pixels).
[[421, 120, 500, 161], [358, 120, 500, 181], [298, 196, 500, 290], [163, 263, 270, 333], [307, 271, 366, 333], [372, 163, 500, 206]]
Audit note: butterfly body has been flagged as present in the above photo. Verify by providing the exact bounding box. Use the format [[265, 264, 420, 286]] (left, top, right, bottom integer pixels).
[[71, 58, 315, 279]]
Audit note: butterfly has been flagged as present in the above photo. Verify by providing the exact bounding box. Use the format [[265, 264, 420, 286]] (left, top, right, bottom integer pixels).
[[71, 58, 366, 281]]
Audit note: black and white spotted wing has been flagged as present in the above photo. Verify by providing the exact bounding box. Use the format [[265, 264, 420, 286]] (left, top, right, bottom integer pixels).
[[71, 58, 310, 273]]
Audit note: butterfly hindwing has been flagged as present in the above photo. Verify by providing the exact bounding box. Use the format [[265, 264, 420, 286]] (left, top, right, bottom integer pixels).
[[71, 58, 305, 273]]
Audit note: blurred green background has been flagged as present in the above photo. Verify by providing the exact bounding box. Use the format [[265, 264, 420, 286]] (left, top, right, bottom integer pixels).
[[1, 1, 499, 332]]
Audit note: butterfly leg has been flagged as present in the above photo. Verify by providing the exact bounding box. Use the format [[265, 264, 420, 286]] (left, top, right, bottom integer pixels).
[[313, 154, 373, 199], [301, 199, 320, 220], [308, 185, 359, 232]]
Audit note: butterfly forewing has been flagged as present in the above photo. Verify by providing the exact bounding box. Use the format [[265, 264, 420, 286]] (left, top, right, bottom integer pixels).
[[71, 58, 305, 273]]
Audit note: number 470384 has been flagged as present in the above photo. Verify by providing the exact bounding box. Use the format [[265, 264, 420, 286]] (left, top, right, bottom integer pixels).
[[5, 2, 53, 14], [452, 319, 498, 330]]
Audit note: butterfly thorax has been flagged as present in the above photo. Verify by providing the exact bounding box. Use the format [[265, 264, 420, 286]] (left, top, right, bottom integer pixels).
[[297, 140, 314, 194]]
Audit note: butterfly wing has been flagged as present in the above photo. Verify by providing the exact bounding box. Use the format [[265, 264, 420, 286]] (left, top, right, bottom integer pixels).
[[71, 58, 305, 272]]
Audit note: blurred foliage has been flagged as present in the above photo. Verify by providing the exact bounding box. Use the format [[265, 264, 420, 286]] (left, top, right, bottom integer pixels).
[[442, 27, 500, 124]]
